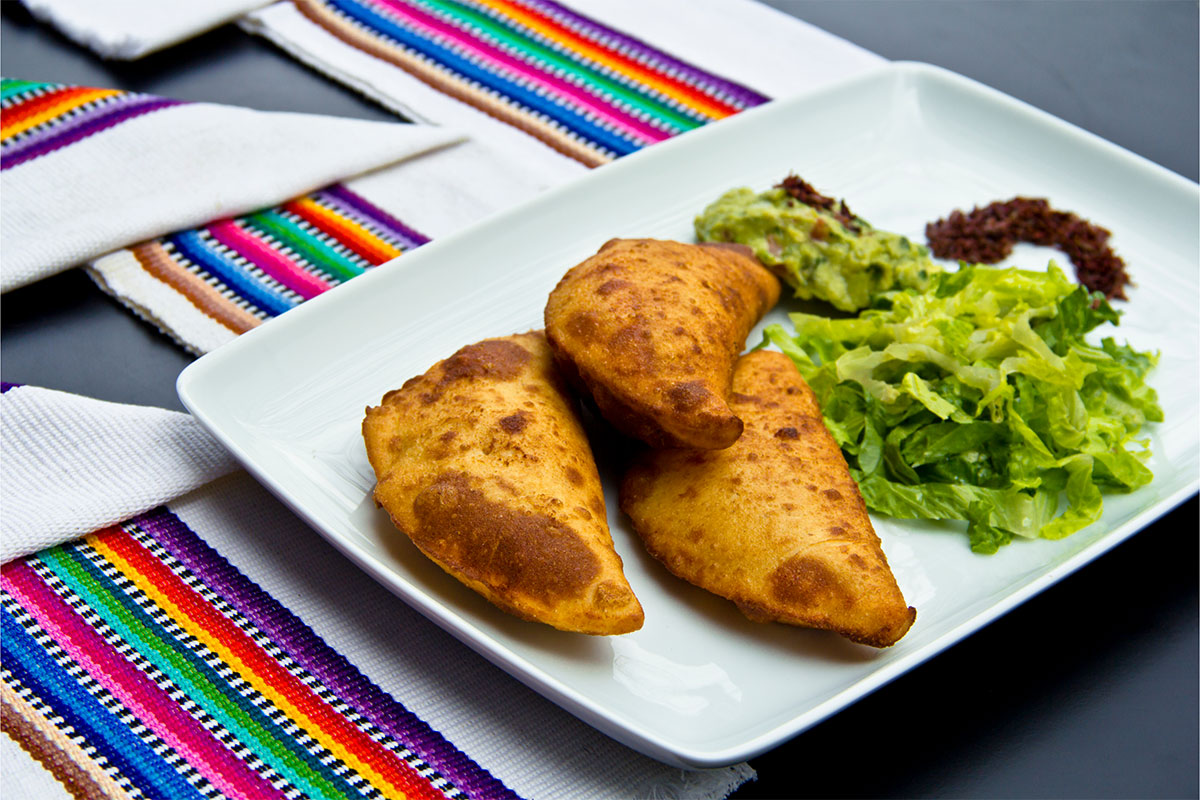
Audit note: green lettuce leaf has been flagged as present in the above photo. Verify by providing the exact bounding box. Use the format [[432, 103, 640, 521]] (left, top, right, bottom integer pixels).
[[764, 262, 1161, 552]]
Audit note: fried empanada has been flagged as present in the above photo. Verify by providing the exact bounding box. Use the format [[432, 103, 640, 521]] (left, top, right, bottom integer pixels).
[[363, 331, 644, 635], [620, 350, 915, 647], [544, 238, 780, 450]]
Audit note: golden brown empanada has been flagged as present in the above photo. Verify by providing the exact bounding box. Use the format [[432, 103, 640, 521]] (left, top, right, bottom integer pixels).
[[544, 238, 780, 450], [363, 331, 644, 635], [620, 350, 915, 647]]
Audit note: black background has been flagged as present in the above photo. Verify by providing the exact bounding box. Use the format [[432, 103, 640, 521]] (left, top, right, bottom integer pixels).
[[3, 2, 1197, 798]]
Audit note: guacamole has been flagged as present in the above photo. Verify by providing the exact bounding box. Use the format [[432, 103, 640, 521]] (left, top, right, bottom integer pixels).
[[695, 178, 939, 312]]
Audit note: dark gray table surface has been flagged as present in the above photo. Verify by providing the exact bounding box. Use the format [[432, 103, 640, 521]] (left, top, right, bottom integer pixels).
[[3, 2, 1197, 798]]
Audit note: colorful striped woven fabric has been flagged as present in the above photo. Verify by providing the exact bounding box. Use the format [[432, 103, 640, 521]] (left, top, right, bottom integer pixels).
[[95, 0, 770, 345], [288, 0, 771, 166], [1, 79, 185, 171], [121, 184, 430, 338], [1, 507, 521, 800]]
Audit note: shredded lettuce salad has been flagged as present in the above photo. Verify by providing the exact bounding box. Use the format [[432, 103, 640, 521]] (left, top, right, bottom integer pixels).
[[764, 263, 1162, 553]]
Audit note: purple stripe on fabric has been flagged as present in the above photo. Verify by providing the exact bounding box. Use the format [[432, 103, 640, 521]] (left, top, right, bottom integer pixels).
[[313, 191, 425, 254], [3, 91, 147, 153], [521, 0, 772, 107], [1, 382, 22, 393], [306, 189, 419, 253], [0, 97, 184, 171], [140, 509, 521, 800], [319, 184, 431, 250]]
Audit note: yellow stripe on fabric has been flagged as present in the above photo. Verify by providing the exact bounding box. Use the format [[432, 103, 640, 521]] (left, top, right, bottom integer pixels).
[[293, 0, 610, 167], [291, 197, 402, 262], [1, 87, 123, 139], [471, 0, 733, 119], [88, 536, 410, 800]]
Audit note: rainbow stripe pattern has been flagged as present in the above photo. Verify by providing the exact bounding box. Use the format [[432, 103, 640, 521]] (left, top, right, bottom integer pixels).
[[1, 507, 521, 800], [126, 184, 430, 338], [6, 3, 771, 351], [289, 0, 771, 166], [1, 78, 184, 171], [0, 80, 431, 346]]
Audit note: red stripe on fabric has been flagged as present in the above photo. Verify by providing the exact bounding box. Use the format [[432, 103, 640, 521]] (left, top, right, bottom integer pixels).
[[1, 554, 285, 800], [103, 530, 447, 800], [1, 86, 114, 136], [207, 219, 333, 299], [489, 0, 742, 117], [282, 200, 393, 264], [2, 85, 82, 122], [373, 0, 670, 143]]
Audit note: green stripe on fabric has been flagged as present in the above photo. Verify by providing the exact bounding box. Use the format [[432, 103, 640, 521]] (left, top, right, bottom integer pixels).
[[40, 547, 355, 800], [62, 545, 372, 800], [242, 210, 365, 283], [43, 546, 355, 800], [0, 79, 55, 102], [410, 0, 704, 131]]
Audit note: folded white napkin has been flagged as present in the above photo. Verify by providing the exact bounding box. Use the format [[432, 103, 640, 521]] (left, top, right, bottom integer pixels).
[[0, 87, 464, 292], [19, 0, 271, 59], [0, 384, 755, 799], [0, 384, 239, 561]]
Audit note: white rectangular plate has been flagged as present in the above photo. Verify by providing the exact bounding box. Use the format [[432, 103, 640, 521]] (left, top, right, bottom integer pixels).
[[178, 62, 1199, 769]]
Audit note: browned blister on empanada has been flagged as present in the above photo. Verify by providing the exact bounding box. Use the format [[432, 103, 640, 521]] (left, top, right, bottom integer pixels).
[[545, 238, 780, 450], [363, 331, 643, 635], [620, 350, 915, 647]]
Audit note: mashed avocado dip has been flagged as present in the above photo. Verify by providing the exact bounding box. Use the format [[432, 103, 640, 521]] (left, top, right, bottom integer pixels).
[[695, 176, 939, 312]]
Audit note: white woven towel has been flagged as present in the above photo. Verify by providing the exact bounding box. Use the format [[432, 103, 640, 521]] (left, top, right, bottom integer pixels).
[[20, 0, 271, 59], [239, 0, 885, 200], [0, 100, 464, 292], [241, 0, 884, 128], [0, 384, 239, 562]]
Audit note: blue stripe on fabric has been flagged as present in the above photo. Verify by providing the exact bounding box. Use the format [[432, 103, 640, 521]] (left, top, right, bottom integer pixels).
[[57, 545, 362, 800], [1, 606, 205, 800], [328, 0, 642, 157], [169, 230, 297, 318]]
